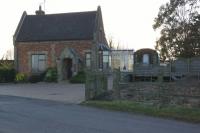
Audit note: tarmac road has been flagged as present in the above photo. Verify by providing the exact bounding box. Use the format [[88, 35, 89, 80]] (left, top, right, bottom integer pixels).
[[0, 95, 199, 133]]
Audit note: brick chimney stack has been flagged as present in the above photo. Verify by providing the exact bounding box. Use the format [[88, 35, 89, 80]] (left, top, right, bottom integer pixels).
[[35, 5, 45, 15]]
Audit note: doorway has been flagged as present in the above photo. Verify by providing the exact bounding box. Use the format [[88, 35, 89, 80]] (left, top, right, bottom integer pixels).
[[63, 58, 73, 79]]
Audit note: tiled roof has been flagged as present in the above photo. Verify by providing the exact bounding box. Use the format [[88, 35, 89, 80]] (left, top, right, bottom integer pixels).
[[16, 11, 97, 42]]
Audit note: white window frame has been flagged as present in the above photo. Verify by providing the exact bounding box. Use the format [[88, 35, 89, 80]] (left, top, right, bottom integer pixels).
[[103, 51, 110, 69], [85, 52, 91, 68], [31, 54, 46, 73], [143, 54, 150, 64]]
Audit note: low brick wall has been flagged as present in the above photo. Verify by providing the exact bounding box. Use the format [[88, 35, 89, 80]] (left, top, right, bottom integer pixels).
[[118, 80, 200, 107]]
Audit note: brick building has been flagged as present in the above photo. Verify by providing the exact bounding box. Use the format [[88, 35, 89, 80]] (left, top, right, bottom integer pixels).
[[13, 6, 108, 80]]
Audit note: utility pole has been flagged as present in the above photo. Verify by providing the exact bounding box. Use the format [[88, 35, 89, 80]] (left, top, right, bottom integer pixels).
[[44, 0, 46, 11]]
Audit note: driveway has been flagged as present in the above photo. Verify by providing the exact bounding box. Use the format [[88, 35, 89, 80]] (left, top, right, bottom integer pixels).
[[0, 82, 85, 103], [0, 95, 199, 133]]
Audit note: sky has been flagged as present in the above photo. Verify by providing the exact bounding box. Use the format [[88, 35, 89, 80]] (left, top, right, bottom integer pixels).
[[0, 0, 169, 59]]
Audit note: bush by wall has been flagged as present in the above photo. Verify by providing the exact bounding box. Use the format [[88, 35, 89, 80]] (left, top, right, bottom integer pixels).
[[44, 68, 57, 82], [28, 75, 41, 83], [70, 71, 86, 83], [0, 67, 16, 83], [15, 73, 28, 83], [27, 71, 47, 83]]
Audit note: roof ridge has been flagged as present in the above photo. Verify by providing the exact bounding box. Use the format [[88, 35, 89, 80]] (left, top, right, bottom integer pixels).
[[27, 10, 97, 16]]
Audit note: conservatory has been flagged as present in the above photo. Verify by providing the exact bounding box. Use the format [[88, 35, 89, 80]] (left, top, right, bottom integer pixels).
[[111, 50, 134, 72]]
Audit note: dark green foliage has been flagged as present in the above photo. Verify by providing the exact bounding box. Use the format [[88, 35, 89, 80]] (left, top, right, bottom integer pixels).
[[15, 73, 28, 83], [29, 74, 43, 83], [70, 71, 85, 83], [23, 70, 47, 83], [153, 0, 200, 61], [28, 71, 47, 83], [40, 71, 47, 81], [0, 60, 14, 68], [44, 68, 57, 82], [0, 67, 16, 83]]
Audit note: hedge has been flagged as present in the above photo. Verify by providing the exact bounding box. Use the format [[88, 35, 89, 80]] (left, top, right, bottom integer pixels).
[[0, 67, 16, 83]]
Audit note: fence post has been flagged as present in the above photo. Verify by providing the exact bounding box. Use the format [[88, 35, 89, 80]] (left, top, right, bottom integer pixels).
[[85, 69, 95, 100], [170, 60, 172, 82], [158, 66, 163, 82], [187, 58, 190, 74], [113, 69, 121, 99], [85, 70, 109, 100]]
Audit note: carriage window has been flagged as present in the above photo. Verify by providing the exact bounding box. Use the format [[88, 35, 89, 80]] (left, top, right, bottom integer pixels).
[[85, 52, 91, 68], [103, 51, 109, 69], [31, 54, 46, 73]]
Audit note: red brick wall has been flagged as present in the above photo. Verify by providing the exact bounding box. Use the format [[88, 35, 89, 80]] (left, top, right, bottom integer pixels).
[[15, 40, 93, 74]]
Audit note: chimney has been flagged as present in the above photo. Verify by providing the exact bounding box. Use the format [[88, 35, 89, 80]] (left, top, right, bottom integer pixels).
[[35, 5, 45, 15]]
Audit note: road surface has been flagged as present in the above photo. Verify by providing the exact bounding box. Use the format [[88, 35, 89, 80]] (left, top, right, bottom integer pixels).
[[0, 95, 199, 133]]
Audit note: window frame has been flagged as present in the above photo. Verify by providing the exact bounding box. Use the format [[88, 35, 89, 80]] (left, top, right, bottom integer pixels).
[[102, 51, 110, 69], [85, 52, 91, 68], [31, 54, 46, 73]]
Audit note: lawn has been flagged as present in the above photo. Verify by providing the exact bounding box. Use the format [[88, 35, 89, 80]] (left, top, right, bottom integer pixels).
[[82, 100, 200, 123]]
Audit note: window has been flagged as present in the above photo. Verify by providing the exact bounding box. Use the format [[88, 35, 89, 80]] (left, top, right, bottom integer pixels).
[[85, 52, 91, 68], [98, 50, 111, 70], [31, 54, 46, 73], [143, 54, 149, 64], [99, 51, 103, 69], [103, 51, 110, 69]]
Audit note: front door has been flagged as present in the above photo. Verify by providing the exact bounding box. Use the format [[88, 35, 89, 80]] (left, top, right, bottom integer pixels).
[[63, 58, 73, 79]]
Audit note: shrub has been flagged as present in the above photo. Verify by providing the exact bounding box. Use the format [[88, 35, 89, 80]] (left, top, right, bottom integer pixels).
[[44, 68, 57, 82], [40, 71, 47, 81], [15, 73, 27, 83], [0, 67, 16, 83], [0, 60, 14, 69], [70, 71, 85, 83], [28, 74, 42, 83], [28, 71, 47, 83]]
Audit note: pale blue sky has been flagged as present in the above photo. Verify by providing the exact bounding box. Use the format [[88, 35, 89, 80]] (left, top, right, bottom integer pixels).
[[0, 0, 168, 58]]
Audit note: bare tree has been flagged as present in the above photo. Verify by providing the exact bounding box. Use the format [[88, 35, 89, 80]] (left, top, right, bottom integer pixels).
[[107, 36, 125, 50], [107, 36, 115, 49], [2, 49, 14, 60]]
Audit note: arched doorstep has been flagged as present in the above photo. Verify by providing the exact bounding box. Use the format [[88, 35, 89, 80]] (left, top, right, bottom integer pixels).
[[57, 47, 79, 81]]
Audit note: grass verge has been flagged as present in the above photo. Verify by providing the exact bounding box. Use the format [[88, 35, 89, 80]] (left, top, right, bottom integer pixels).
[[82, 100, 200, 123]]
